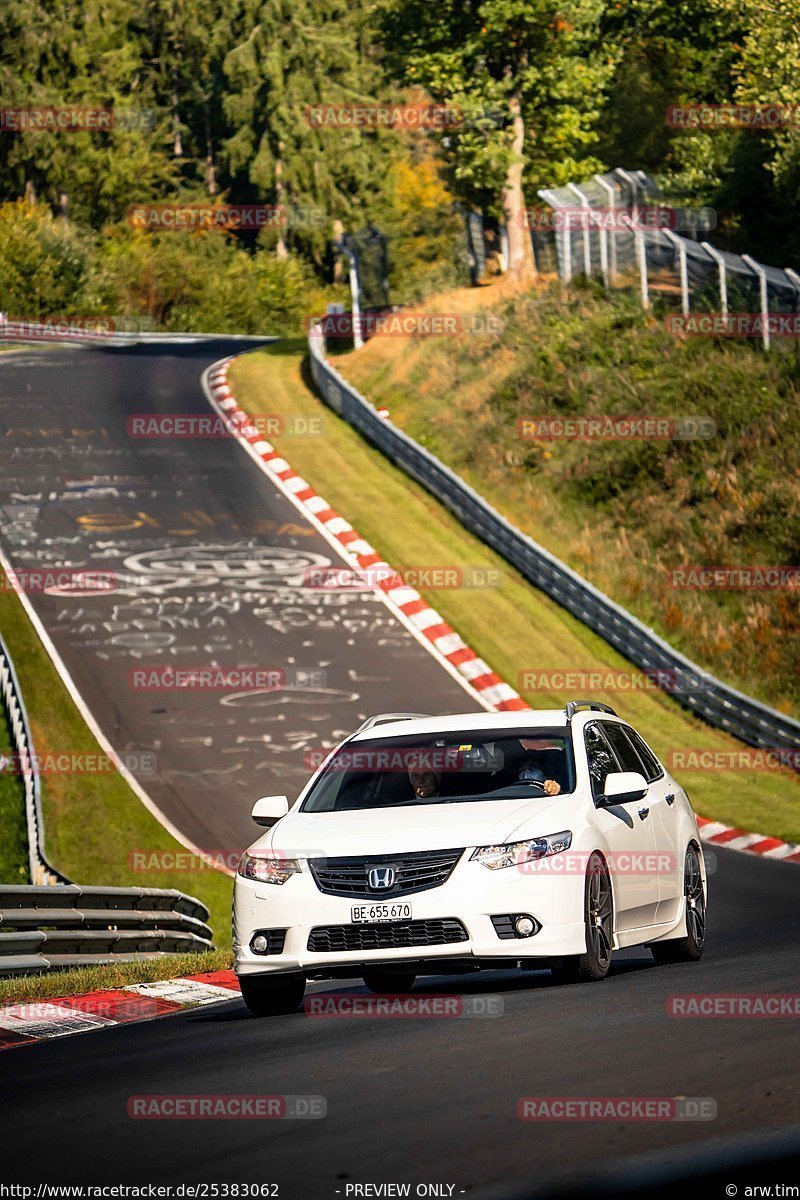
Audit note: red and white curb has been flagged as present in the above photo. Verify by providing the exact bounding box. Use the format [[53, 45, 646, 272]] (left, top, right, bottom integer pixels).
[[204, 356, 800, 867], [0, 969, 240, 1051], [696, 816, 800, 863], [204, 358, 526, 714]]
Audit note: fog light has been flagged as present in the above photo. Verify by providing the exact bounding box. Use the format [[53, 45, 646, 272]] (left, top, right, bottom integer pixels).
[[515, 916, 536, 937], [251, 934, 268, 953]]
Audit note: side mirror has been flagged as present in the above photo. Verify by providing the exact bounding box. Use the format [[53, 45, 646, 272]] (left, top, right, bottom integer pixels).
[[251, 795, 290, 827], [597, 771, 648, 807]]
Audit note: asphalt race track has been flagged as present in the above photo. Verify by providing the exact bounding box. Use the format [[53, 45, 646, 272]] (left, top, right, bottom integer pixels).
[[1, 342, 799, 1194], [0, 340, 478, 853], [2, 845, 799, 1194]]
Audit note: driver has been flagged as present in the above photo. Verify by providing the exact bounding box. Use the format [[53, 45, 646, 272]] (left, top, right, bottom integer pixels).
[[517, 760, 561, 796], [408, 767, 441, 798]]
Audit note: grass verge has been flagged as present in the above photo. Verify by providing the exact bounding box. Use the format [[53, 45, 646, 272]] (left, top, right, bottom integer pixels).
[[0, 696, 28, 882], [0, 949, 234, 1005], [229, 339, 800, 843], [0, 586, 234, 945], [336, 283, 800, 716]]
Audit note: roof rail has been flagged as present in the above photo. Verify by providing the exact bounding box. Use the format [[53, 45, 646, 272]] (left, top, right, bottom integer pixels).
[[353, 712, 432, 735], [565, 700, 618, 722]]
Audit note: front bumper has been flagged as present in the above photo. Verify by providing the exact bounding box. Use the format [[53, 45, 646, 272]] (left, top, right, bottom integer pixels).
[[233, 852, 587, 978]]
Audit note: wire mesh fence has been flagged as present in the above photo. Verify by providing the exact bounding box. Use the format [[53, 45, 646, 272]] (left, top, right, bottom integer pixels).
[[532, 168, 800, 350]]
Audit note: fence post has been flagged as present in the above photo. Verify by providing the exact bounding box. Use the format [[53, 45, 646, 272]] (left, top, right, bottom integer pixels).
[[742, 255, 770, 351], [615, 168, 649, 309], [567, 182, 592, 278], [664, 230, 689, 316], [593, 174, 616, 284], [539, 189, 571, 285], [702, 242, 728, 320]]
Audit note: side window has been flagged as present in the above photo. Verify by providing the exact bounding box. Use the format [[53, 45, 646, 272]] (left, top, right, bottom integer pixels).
[[584, 724, 618, 798], [625, 728, 664, 783], [601, 722, 647, 776]]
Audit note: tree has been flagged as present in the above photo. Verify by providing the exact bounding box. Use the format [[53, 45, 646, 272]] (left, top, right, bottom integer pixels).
[[382, 0, 615, 282]]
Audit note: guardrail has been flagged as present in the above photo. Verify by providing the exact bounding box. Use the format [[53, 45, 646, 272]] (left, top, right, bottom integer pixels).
[[0, 633, 68, 885], [0, 885, 213, 976], [307, 331, 800, 766]]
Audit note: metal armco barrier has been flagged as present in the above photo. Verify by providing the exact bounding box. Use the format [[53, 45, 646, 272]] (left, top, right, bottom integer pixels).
[[0, 633, 68, 885], [308, 332, 800, 766], [0, 885, 213, 976]]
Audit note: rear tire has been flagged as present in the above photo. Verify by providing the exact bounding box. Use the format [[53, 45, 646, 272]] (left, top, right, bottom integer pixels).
[[240, 972, 306, 1016], [362, 969, 417, 994], [650, 844, 706, 964], [551, 852, 613, 983]]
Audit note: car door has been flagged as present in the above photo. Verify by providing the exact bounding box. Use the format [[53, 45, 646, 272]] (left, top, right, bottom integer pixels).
[[621, 725, 684, 912], [585, 721, 659, 931]]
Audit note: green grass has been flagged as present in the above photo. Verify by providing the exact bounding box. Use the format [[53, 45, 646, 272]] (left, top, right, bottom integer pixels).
[[338, 283, 800, 718], [230, 339, 800, 843], [0, 949, 233, 1005], [0, 587, 234, 945], [0, 699, 28, 882]]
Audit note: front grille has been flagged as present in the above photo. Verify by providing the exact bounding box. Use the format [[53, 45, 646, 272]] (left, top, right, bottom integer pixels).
[[307, 918, 469, 954], [309, 848, 464, 899]]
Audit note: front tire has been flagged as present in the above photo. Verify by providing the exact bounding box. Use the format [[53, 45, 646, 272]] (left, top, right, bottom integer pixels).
[[240, 972, 306, 1016], [650, 844, 706, 964], [362, 969, 417, 994], [551, 852, 613, 983]]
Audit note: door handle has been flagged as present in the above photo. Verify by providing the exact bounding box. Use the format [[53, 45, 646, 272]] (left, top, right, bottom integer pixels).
[[638, 806, 650, 820], [665, 792, 675, 806]]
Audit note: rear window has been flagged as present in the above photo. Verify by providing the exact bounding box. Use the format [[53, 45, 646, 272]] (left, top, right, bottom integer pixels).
[[600, 722, 648, 775], [623, 727, 664, 782]]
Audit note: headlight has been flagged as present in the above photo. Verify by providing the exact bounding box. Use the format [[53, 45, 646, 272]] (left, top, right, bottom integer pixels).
[[470, 831, 572, 870], [238, 851, 301, 885]]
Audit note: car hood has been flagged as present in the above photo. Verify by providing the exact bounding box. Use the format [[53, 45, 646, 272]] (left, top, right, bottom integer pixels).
[[250, 794, 573, 857]]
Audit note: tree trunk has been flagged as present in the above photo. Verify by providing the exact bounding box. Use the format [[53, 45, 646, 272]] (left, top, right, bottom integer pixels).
[[274, 152, 288, 257], [500, 94, 536, 282]]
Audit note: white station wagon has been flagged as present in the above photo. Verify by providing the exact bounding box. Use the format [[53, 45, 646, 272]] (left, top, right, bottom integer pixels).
[[234, 702, 707, 1015]]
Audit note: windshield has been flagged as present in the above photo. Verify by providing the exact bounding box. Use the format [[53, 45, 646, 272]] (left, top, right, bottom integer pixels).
[[301, 728, 575, 812]]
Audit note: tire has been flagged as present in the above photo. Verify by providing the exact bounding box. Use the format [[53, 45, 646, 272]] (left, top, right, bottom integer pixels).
[[362, 969, 417, 994], [551, 852, 613, 983], [240, 972, 306, 1016], [650, 844, 706, 964]]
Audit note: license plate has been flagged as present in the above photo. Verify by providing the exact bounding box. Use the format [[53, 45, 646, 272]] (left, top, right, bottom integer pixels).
[[351, 902, 412, 923]]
